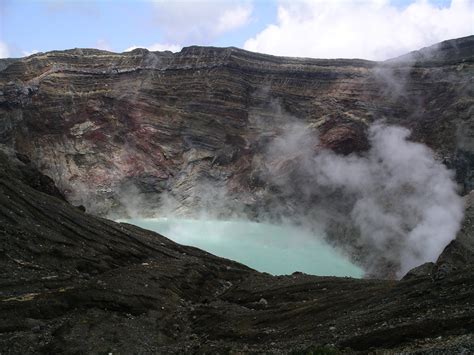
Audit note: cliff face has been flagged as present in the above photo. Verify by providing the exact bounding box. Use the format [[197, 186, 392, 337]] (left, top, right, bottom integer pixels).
[[0, 37, 473, 278], [0, 37, 473, 352], [0, 149, 473, 353], [0, 37, 472, 217]]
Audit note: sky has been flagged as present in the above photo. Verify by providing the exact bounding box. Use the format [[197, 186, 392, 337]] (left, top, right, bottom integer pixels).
[[0, 0, 473, 60]]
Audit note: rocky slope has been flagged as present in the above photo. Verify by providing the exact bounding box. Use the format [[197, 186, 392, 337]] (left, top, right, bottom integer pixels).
[[0, 149, 473, 354]]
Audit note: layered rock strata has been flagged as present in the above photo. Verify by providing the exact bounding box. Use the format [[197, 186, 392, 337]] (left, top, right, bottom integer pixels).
[[0, 37, 472, 216], [0, 36, 473, 277]]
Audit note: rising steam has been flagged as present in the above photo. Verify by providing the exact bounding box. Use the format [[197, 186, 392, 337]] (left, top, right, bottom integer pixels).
[[112, 111, 464, 278], [117, 120, 464, 278], [263, 122, 464, 277]]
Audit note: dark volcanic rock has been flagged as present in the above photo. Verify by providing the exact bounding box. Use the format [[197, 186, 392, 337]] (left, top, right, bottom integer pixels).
[[401, 262, 434, 280], [434, 191, 474, 277], [0, 149, 473, 353], [318, 121, 369, 154], [0, 145, 65, 200]]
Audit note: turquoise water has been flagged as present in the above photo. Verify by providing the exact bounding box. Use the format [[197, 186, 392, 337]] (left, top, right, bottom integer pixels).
[[121, 218, 363, 278]]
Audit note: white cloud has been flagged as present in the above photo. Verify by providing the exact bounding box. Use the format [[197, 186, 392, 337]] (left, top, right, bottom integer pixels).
[[96, 39, 112, 51], [153, 0, 253, 44], [216, 5, 253, 34], [124, 43, 182, 53], [22, 49, 39, 57], [0, 41, 10, 58], [244, 0, 474, 60]]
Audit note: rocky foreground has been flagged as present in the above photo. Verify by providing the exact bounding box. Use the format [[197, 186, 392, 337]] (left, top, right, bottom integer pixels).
[[1, 146, 473, 353]]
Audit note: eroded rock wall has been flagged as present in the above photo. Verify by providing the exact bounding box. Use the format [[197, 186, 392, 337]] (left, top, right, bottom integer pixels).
[[0, 37, 473, 276], [1, 38, 472, 217]]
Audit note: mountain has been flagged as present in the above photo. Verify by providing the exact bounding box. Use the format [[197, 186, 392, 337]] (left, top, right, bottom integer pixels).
[[1, 35, 473, 277], [0, 37, 473, 352], [1, 36, 472, 217]]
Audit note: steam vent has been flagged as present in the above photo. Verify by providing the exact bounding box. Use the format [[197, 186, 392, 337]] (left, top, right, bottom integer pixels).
[[1, 35, 473, 353]]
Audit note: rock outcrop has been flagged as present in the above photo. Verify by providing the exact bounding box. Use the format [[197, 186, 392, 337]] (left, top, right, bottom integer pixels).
[[0, 150, 473, 353], [434, 191, 474, 275]]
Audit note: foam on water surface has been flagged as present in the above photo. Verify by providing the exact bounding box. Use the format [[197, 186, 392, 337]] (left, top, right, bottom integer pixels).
[[121, 218, 363, 278]]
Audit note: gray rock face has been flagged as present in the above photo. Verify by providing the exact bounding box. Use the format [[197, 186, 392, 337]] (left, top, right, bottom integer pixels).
[[435, 191, 474, 272], [402, 262, 435, 280]]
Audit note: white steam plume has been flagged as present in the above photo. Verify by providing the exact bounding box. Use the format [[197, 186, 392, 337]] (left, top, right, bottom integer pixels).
[[264, 122, 464, 277]]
